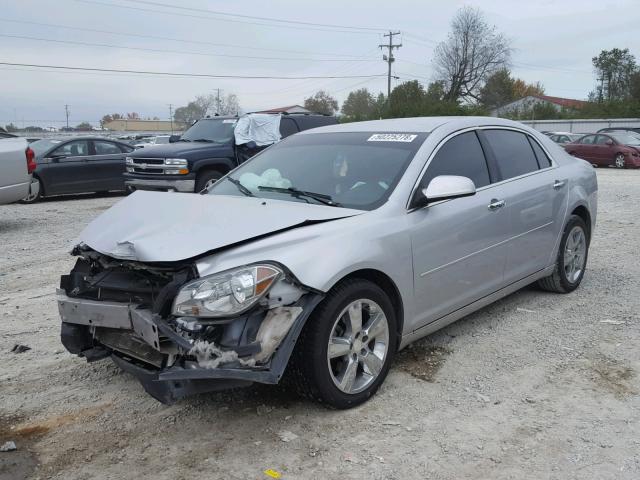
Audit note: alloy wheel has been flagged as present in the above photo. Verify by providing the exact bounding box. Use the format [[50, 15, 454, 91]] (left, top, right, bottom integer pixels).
[[564, 226, 586, 283], [615, 154, 625, 168], [326, 299, 389, 394]]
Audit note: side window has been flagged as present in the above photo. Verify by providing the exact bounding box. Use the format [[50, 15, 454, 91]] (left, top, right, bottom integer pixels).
[[559, 135, 569, 143], [419, 131, 490, 190], [279, 118, 299, 138], [94, 141, 122, 155], [51, 140, 89, 157], [580, 135, 596, 144], [119, 144, 135, 153], [594, 135, 610, 145], [483, 130, 539, 180], [528, 137, 552, 168]]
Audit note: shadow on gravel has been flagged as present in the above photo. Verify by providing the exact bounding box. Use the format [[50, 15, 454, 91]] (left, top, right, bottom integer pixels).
[[38, 191, 126, 203], [0, 217, 36, 233]]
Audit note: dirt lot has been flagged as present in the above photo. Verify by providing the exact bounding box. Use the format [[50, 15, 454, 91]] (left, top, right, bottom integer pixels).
[[1, 169, 639, 480]]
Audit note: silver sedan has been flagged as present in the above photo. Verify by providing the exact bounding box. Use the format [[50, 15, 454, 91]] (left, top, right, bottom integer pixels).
[[58, 116, 597, 408]]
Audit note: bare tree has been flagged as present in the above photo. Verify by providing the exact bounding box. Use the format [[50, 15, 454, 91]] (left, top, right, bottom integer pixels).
[[434, 7, 511, 103]]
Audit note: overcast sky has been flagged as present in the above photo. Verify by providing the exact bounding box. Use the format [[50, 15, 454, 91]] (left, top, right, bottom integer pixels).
[[0, 0, 638, 128]]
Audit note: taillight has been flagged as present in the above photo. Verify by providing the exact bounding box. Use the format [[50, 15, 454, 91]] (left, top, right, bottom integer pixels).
[[25, 147, 36, 174]]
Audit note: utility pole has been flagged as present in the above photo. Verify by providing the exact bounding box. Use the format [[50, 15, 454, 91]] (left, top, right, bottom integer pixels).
[[379, 31, 402, 102], [64, 104, 70, 129], [168, 104, 174, 133], [214, 88, 221, 115]]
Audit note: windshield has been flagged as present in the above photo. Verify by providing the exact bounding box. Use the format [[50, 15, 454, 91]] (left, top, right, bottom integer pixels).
[[30, 138, 63, 156], [207, 132, 427, 211], [611, 133, 640, 146], [180, 118, 237, 143]]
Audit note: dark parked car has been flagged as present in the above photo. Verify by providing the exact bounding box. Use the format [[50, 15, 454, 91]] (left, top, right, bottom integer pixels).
[[565, 132, 640, 168], [124, 113, 338, 193], [22, 137, 135, 203]]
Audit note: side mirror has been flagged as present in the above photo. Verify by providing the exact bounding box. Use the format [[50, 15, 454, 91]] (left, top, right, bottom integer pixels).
[[421, 175, 476, 205], [169, 135, 181, 143], [605, 139, 614, 146]]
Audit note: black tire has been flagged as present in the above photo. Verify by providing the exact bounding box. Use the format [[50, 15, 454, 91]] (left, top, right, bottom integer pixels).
[[19, 176, 42, 204], [537, 215, 589, 293], [286, 278, 397, 409], [195, 170, 224, 192], [614, 153, 625, 169]]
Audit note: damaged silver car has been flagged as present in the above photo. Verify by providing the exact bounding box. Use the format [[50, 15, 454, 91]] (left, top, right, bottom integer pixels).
[[58, 117, 597, 408]]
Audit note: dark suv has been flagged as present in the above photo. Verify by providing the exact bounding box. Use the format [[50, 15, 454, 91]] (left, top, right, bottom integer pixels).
[[124, 113, 337, 193]]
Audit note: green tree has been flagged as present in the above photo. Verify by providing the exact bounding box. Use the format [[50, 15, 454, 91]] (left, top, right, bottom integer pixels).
[[341, 88, 376, 121], [387, 81, 427, 117], [304, 90, 339, 115], [479, 69, 545, 109], [591, 48, 637, 102]]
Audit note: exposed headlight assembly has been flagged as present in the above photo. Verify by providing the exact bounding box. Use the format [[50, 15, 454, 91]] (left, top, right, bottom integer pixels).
[[172, 264, 282, 317]]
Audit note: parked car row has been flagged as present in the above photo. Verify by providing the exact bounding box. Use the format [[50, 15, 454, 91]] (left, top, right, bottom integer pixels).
[[13, 113, 337, 203], [545, 127, 640, 168]]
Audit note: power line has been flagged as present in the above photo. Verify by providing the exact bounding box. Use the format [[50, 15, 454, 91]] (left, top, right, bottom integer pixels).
[[0, 18, 377, 59], [0, 33, 377, 63], [122, 0, 386, 32], [77, 0, 383, 35], [0, 62, 387, 80]]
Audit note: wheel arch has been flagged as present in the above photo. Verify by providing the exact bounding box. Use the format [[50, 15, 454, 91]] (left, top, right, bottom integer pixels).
[[570, 204, 592, 242], [330, 268, 404, 350], [192, 158, 235, 175]]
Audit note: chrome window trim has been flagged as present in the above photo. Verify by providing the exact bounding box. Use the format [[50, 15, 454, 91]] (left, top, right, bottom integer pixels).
[[406, 125, 558, 212]]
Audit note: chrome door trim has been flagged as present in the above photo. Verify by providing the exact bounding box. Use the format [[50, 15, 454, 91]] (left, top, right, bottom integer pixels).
[[418, 221, 553, 278]]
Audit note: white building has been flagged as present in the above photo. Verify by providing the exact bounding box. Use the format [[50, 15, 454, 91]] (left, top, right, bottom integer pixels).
[[490, 95, 587, 117]]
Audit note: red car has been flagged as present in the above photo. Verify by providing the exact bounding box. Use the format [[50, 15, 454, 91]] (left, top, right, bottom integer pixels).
[[565, 132, 640, 168]]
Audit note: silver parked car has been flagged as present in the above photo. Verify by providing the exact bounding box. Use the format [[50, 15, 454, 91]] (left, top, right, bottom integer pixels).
[[57, 117, 597, 408]]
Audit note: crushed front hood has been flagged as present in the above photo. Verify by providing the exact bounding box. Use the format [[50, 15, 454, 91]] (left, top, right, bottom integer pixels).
[[78, 191, 364, 262]]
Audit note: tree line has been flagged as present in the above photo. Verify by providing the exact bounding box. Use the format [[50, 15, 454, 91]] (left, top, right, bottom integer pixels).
[[302, 7, 640, 122]]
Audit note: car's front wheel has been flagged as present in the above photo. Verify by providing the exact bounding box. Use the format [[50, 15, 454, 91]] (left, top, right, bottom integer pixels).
[[537, 214, 589, 293], [195, 170, 224, 192], [614, 153, 625, 168], [288, 279, 397, 409]]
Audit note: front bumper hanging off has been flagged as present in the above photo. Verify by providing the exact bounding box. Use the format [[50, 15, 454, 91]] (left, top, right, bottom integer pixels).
[[57, 289, 323, 404]]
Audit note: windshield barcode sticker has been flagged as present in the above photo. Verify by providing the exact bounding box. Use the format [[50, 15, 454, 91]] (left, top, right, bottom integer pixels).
[[367, 133, 417, 142]]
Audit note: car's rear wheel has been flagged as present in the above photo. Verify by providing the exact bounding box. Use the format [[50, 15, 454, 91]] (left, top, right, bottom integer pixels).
[[614, 153, 625, 168], [287, 278, 397, 409], [537, 215, 589, 293], [195, 170, 224, 192], [20, 177, 42, 204]]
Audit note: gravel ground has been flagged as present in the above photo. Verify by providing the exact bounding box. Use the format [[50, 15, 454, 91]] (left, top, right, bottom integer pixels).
[[1, 170, 639, 480]]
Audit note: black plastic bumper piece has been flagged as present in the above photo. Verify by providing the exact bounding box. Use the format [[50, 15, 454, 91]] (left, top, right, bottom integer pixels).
[[60, 322, 92, 354], [111, 354, 252, 404]]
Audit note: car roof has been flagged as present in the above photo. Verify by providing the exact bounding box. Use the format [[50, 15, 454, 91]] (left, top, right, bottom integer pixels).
[[298, 116, 531, 135]]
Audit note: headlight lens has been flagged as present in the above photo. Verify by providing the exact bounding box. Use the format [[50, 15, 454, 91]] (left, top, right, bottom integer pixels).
[[165, 158, 188, 165], [172, 264, 282, 317], [125, 157, 133, 164]]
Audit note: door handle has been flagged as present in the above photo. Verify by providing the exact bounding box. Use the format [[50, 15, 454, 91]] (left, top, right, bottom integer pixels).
[[488, 199, 505, 211], [553, 180, 566, 189]]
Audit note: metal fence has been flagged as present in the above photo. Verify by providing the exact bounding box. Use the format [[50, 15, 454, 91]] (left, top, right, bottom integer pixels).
[[520, 118, 640, 133]]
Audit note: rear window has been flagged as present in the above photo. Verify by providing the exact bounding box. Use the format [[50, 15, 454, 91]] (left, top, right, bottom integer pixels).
[[528, 137, 552, 168], [483, 130, 540, 180]]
